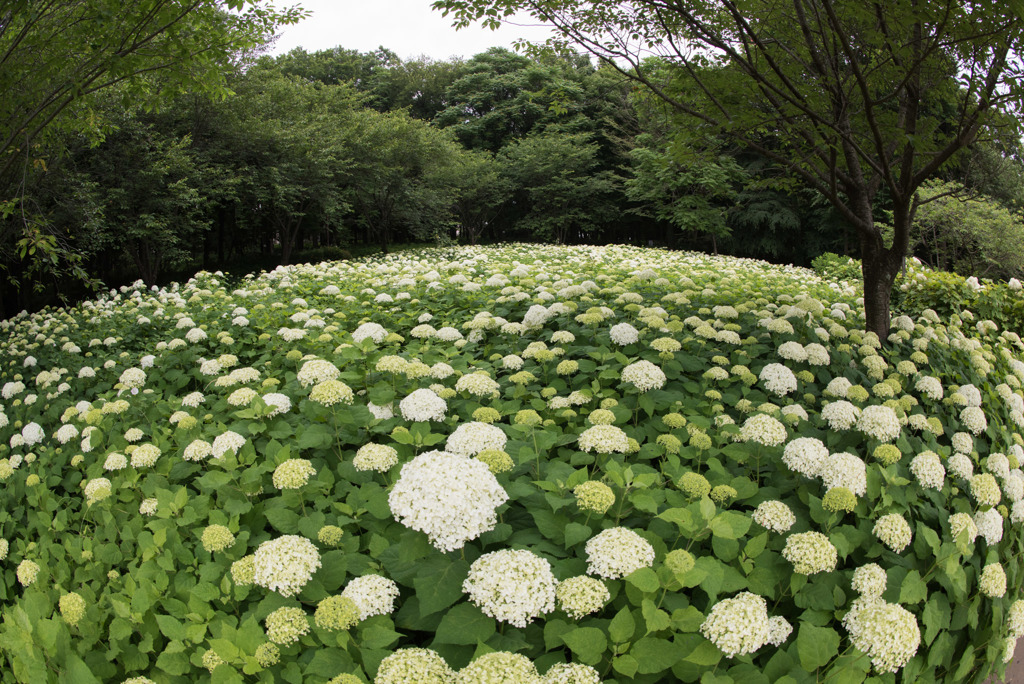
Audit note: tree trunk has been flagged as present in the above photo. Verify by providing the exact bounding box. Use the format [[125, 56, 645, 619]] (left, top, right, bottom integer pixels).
[[860, 227, 904, 340]]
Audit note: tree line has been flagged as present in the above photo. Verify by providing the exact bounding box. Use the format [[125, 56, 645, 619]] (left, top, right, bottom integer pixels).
[[4, 1, 1024, 321]]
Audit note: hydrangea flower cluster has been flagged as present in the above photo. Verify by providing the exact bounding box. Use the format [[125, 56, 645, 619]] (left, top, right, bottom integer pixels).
[[388, 450, 508, 551], [462, 549, 557, 627], [842, 597, 921, 673], [252, 535, 322, 597], [584, 527, 655, 579]]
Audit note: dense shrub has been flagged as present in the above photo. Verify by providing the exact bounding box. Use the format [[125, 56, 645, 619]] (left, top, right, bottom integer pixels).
[[1, 245, 1023, 683], [810, 252, 862, 284]]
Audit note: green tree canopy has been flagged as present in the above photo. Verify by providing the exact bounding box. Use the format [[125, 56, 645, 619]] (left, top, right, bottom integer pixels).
[[434, 0, 1024, 336], [0, 0, 305, 286]]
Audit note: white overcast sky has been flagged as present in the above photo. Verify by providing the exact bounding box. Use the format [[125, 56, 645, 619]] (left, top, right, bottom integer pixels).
[[269, 0, 558, 61]]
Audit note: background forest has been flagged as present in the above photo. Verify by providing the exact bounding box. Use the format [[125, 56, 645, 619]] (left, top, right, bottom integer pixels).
[[5, 38, 1024, 316]]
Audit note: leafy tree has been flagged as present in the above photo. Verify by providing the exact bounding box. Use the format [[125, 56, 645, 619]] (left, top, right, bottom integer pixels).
[[78, 113, 208, 285], [434, 0, 1024, 336], [346, 110, 467, 251], [0, 0, 304, 288], [911, 181, 1024, 279], [446, 149, 512, 245], [625, 134, 741, 253], [225, 70, 358, 264], [499, 129, 619, 243], [435, 47, 564, 151]]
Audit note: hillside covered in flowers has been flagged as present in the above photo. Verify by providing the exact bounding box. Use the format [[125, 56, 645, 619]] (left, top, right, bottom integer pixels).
[[0, 244, 1022, 683]]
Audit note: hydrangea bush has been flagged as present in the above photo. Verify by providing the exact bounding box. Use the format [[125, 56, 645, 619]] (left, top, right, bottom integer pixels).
[[0, 244, 1022, 683]]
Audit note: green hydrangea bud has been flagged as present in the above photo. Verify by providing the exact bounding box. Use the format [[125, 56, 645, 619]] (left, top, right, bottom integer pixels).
[[873, 444, 902, 466], [476, 449, 513, 474], [665, 549, 696, 575], [822, 487, 857, 513], [318, 525, 345, 547], [314, 596, 360, 631], [574, 481, 615, 514], [59, 592, 86, 626], [679, 472, 711, 499], [710, 485, 738, 505], [254, 642, 280, 668]]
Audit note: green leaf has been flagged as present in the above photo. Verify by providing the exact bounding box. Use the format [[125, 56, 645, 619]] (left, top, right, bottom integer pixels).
[[264, 507, 300, 534], [359, 620, 402, 649], [564, 522, 592, 547], [633, 636, 687, 673], [796, 623, 839, 671], [709, 511, 752, 539], [608, 606, 636, 643], [434, 603, 496, 645], [561, 626, 607, 665], [744, 532, 768, 559], [672, 606, 705, 632], [58, 654, 100, 684], [156, 640, 190, 676], [682, 640, 722, 666], [642, 598, 671, 633], [155, 614, 187, 641], [626, 567, 660, 593], [613, 654, 639, 678], [304, 648, 355, 678], [414, 559, 470, 616], [922, 594, 951, 646], [297, 424, 332, 449], [899, 570, 928, 605], [658, 507, 697, 534]]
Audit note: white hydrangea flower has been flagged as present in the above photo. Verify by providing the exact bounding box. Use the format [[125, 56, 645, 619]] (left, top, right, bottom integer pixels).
[[739, 414, 787, 447], [620, 360, 666, 392], [856, 405, 901, 443], [700, 592, 772, 658], [782, 437, 828, 478], [914, 375, 943, 401], [947, 453, 974, 481], [584, 527, 655, 579], [959, 406, 988, 435], [909, 451, 945, 490], [759, 363, 798, 397], [951, 432, 973, 455], [555, 576, 610, 620], [577, 424, 629, 454], [873, 514, 912, 552], [262, 393, 292, 417], [782, 531, 838, 574], [851, 563, 887, 597], [388, 450, 508, 552], [352, 322, 388, 343], [353, 443, 399, 472], [821, 452, 868, 496], [212, 431, 245, 459], [296, 359, 340, 387], [253, 535, 322, 597], [463, 549, 557, 627], [821, 400, 860, 430], [341, 574, 400, 620], [445, 422, 508, 456], [842, 596, 921, 673], [454, 372, 500, 397], [753, 501, 796, 533], [609, 322, 640, 345], [21, 422, 44, 446], [399, 388, 448, 422], [777, 341, 808, 362], [976, 508, 1004, 545]]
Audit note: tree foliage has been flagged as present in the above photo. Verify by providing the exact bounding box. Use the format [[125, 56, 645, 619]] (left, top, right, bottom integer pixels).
[[911, 181, 1024, 279], [0, 0, 305, 292], [433, 0, 1024, 335]]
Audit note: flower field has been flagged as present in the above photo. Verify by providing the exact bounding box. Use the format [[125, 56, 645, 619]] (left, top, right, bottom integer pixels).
[[1, 243, 1023, 683]]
